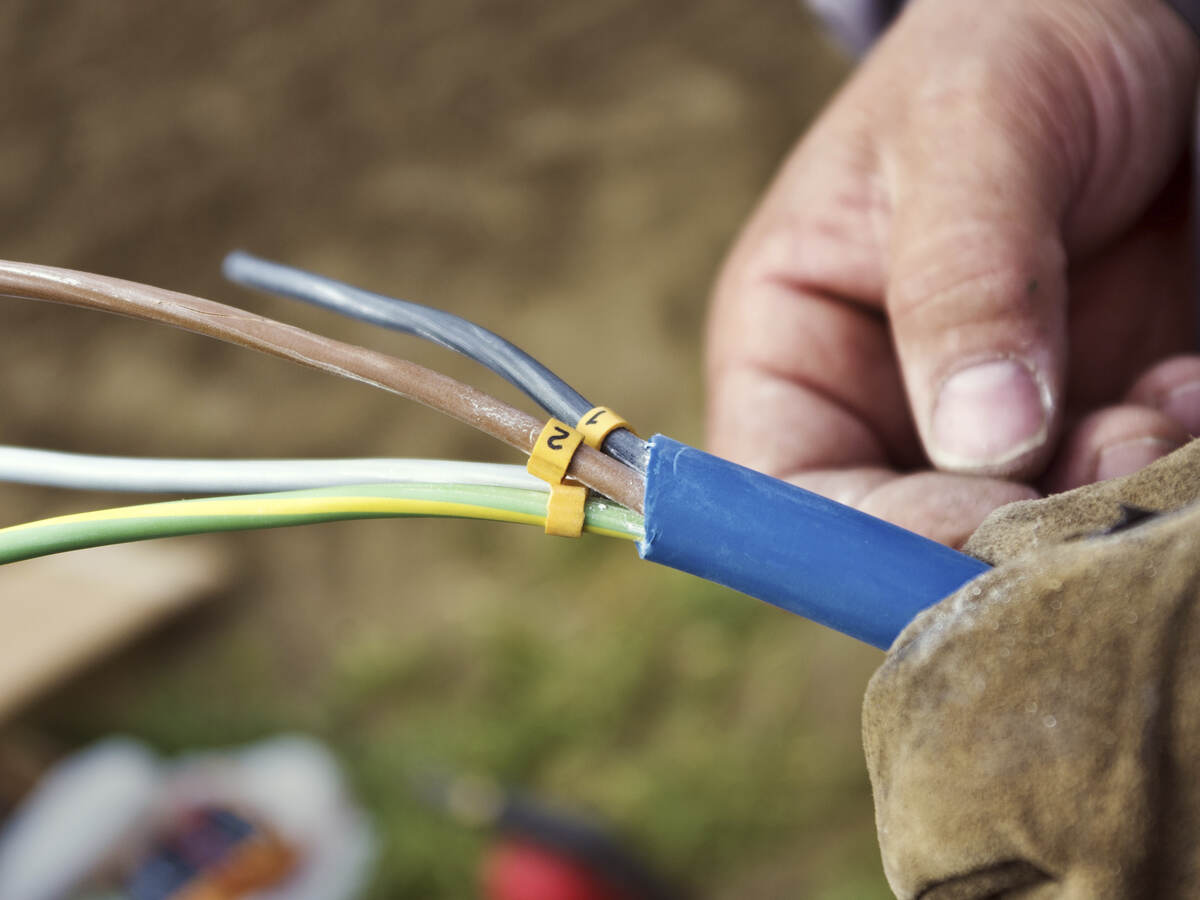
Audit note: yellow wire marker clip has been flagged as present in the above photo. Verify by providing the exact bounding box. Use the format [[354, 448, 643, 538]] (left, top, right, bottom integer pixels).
[[575, 406, 634, 450], [527, 418, 588, 537]]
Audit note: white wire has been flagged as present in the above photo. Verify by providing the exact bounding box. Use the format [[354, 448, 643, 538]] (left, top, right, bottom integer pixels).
[[0, 446, 548, 494]]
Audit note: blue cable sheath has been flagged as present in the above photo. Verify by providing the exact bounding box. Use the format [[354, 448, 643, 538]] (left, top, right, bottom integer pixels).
[[221, 252, 649, 472], [637, 435, 990, 649]]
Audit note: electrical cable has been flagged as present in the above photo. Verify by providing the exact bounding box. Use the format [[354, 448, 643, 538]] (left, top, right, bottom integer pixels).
[[221, 252, 650, 472], [0, 260, 987, 649], [0, 447, 550, 494], [638, 435, 990, 649], [0, 482, 645, 565], [0, 260, 644, 512]]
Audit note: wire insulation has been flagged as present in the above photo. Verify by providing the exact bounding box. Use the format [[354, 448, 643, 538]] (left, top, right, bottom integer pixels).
[[222, 252, 649, 471], [639, 435, 989, 648], [0, 261, 644, 511], [0, 447, 550, 494], [0, 483, 644, 565]]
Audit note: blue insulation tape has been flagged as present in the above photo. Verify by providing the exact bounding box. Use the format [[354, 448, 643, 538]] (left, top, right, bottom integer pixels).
[[637, 436, 990, 649]]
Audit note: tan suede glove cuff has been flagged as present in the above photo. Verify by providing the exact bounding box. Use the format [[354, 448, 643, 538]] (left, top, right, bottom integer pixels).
[[864, 440, 1200, 899]]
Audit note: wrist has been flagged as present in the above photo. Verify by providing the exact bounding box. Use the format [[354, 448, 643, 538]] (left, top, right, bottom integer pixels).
[[1165, 0, 1200, 37], [809, 0, 1200, 54]]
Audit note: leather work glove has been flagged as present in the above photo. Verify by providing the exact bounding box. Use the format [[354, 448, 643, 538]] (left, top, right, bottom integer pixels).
[[863, 439, 1200, 898]]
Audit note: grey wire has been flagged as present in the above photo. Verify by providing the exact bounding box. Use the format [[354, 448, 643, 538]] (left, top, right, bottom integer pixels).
[[0, 446, 548, 494], [221, 251, 650, 472]]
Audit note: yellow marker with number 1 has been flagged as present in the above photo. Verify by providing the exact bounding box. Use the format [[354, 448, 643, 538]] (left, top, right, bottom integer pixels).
[[575, 406, 633, 450]]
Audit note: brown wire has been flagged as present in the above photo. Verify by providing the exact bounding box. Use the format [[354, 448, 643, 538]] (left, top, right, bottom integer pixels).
[[0, 260, 645, 512]]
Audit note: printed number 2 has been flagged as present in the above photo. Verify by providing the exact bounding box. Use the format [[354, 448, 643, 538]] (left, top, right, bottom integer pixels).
[[547, 426, 571, 451]]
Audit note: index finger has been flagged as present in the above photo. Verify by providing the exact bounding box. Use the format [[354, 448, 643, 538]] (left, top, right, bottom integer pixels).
[[705, 115, 918, 478]]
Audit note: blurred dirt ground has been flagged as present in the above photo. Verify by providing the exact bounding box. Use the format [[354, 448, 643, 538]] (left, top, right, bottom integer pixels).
[[0, 2, 892, 896]]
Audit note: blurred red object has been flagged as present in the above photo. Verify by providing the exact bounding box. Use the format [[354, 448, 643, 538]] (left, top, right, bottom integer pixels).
[[483, 840, 629, 900]]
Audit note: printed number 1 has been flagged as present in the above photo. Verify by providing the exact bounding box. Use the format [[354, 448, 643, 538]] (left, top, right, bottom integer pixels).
[[585, 409, 606, 427]]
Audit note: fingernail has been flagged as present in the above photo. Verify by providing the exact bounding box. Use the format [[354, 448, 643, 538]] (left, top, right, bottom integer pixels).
[[1161, 382, 1200, 435], [1095, 437, 1181, 482], [931, 359, 1048, 468]]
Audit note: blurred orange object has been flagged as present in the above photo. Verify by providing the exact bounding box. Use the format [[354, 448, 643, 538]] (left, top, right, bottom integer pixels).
[[174, 825, 296, 900]]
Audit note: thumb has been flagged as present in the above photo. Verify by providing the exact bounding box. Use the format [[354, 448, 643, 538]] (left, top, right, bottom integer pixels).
[[885, 120, 1068, 478], [879, 0, 1196, 479]]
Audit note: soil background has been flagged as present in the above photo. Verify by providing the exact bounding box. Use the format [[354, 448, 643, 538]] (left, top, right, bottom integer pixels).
[[0, 2, 890, 896]]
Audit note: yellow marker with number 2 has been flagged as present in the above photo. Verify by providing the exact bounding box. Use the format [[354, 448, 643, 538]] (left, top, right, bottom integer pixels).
[[527, 418, 587, 537]]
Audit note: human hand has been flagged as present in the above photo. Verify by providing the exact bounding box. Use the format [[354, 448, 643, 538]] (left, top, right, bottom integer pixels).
[[863, 440, 1200, 897], [706, 0, 1200, 545]]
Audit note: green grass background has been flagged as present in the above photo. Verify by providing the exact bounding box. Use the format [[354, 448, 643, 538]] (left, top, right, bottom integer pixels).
[[0, 1, 892, 895]]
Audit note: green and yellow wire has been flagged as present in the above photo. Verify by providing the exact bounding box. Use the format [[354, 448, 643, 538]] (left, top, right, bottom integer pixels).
[[0, 483, 644, 565]]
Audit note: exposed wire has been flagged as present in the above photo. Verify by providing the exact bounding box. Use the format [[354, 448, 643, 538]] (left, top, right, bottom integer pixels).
[[222, 252, 650, 472], [0, 482, 645, 565], [0, 447, 550, 494], [0, 260, 644, 512]]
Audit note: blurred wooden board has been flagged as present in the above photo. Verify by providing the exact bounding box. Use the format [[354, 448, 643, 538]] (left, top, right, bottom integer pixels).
[[0, 541, 231, 721]]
